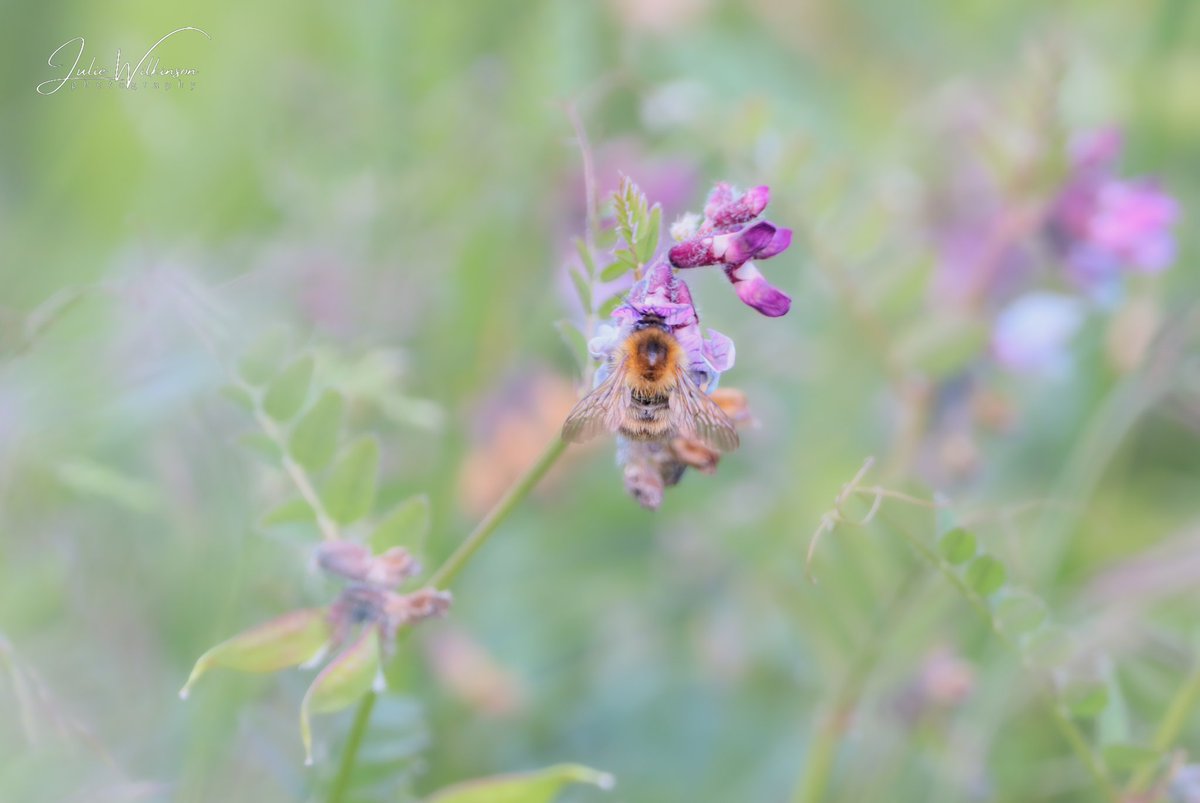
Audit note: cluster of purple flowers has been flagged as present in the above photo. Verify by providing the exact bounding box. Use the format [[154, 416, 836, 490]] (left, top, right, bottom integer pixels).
[[591, 183, 793, 391], [587, 183, 792, 508], [991, 128, 1180, 376], [1048, 127, 1180, 295], [668, 183, 794, 317]]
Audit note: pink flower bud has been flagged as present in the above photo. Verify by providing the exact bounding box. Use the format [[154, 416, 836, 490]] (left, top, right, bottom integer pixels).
[[668, 236, 719, 268], [703, 182, 736, 220], [366, 547, 421, 588], [707, 185, 771, 229], [315, 541, 374, 582]]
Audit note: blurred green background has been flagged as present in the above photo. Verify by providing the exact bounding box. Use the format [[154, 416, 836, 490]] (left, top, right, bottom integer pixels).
[[2, 0, 1199, 801]]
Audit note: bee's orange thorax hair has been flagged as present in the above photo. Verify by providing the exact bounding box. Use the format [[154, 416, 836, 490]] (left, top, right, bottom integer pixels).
[[622, 327, 682, 396]]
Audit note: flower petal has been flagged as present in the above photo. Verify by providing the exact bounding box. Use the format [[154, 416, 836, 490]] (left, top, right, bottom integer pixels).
[[755, 226, 792, 260], [702, 329, 736, 374], [721, 221, 776, 265], [727, 263, 792, 317], [991, 292, 1085, 377]]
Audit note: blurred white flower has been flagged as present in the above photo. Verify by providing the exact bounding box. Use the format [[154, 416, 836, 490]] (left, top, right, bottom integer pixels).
[[992, 293, 1085, 378]]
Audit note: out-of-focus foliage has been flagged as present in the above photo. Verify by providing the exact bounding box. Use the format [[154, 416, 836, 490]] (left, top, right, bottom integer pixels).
[[1, 1, 1198, 801]]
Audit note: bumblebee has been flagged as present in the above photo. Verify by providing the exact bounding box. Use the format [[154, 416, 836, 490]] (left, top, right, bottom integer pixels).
[[562, 314, 738, 452]]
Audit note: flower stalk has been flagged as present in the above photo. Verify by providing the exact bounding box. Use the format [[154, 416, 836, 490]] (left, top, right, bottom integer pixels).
[[240, 377, 343, 542], [328, 436, 568, 803]]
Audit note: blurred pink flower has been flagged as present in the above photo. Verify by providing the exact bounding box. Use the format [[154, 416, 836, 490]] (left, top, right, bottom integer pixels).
[[1049, 127, 1180, 293]]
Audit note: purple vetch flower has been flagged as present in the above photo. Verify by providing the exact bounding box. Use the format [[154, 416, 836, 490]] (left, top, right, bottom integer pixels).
[[1048, 128, 1181, 294], [991, 292, 1085, 377], [569, 177, 791, 508], [668, 183, 794, 316], [598, 258, 736, 389]]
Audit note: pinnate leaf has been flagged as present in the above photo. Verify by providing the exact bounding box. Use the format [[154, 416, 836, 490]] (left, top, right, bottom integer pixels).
[[323, 436, 380, 525], [263, 355, 314, 422]]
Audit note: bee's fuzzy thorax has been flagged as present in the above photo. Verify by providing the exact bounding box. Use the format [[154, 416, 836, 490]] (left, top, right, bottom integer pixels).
[[622, 327, 683, 395]]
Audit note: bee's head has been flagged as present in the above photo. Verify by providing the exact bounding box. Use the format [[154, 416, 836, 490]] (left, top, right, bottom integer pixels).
[[631, 309, 669, 332]]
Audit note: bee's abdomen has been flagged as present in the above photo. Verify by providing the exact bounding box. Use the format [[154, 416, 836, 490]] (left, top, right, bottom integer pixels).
[[631, 388, 669, 406], [622, 391, 672, 441]]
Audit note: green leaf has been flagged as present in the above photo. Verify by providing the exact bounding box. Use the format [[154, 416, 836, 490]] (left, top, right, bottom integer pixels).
[[322, 436, 380, 525], [237, 328, 292, 386], [964, 555, 1006, 597], [370, 495, 431, 556], [179, 608, 330, 699], [300, 631, 381, 764], [1024, 626, 1072, 668], [289, 390, 344, 471], [555, 320, 589, 369], [600, 260, 630, 282], [574, 237, 596, 275], [568, 267, 592, 311], [260, 498, 315, 527], [1098, 664, 1131, 746], [1101, 743, 1161, 773], [613, 177, 641, 250], [262, 355, 314, 422], [994, 591, 1047, 635], [220, 383, 255, 412], [237, 432, 282, 462], [635, 204, 662, 264], [938, 527, 976, 565], [56, 460, 158, 514], [425, 763, 615, 803], [1064, 681, 1110, 718]]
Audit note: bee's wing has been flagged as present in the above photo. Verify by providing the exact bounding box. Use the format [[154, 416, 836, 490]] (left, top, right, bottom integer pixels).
[[669, 367, 740, 452], [561, 360, 630, 443]]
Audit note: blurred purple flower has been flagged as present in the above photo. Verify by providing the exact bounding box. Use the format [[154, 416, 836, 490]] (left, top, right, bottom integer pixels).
[[668, 183, 793, 317], [1173, 764, 1200, 803], [1049, 128, 1181, 293], [991, 292, 1085, 377]]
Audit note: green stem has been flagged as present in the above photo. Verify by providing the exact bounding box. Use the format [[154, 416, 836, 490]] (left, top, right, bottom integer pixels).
[[327, 437, 568, 803], [882, 513, 1120, 803], [429, 438, 567, 588], [243, 382, 342, 543], [791, 564, 926, 803], [1127, 663, 1200, 795], [327, 690, 376, 801]]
